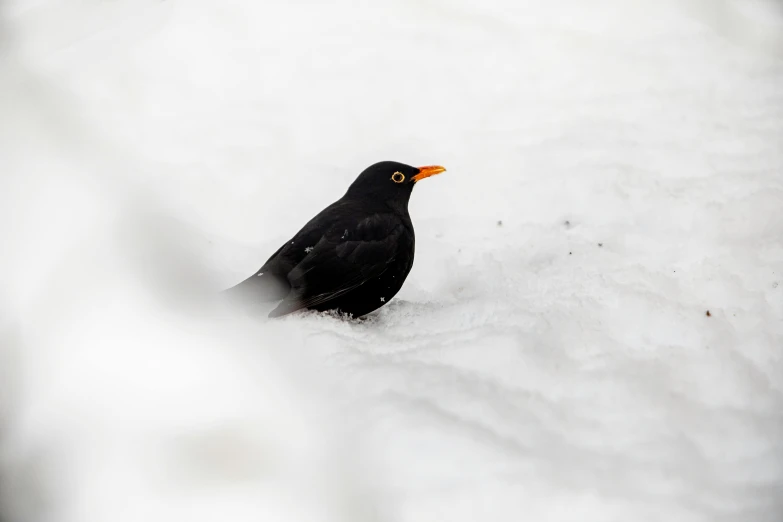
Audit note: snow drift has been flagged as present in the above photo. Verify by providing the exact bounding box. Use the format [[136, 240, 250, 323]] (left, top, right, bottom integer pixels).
[[1, 0, 781, 521]]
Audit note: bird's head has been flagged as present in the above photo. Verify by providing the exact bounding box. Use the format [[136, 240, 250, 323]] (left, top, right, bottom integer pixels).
[[345, 161, 446, 205]]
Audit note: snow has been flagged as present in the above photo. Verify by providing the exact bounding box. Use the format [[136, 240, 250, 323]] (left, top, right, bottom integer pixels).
[[1, 0, 782, 521]]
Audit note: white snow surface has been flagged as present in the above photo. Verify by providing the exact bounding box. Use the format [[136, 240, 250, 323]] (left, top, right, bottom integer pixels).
[[1, 1, 782, 521]]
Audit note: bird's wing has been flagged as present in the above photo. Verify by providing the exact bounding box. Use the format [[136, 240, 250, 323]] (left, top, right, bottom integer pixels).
[[269, 214, 405, 317]]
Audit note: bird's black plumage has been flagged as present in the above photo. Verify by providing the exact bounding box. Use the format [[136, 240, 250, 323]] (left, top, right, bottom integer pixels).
[[227, 161, 445, 318]]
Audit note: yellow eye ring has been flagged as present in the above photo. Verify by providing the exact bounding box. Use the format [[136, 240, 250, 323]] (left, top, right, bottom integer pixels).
[[391, 172, 405, 183]]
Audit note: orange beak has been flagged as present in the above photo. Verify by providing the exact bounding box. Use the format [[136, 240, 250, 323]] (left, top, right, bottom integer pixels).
[[412, 165, 447, 183]]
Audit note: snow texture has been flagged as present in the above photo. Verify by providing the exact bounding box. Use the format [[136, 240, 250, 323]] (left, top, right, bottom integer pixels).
[[1, 1, 782, 521]]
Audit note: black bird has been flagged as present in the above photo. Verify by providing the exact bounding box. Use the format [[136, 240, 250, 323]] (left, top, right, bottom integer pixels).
[[227, 161, 446, 318]]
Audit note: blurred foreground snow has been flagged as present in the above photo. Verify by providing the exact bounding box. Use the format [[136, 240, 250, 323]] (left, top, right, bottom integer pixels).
[[1, 0, 782, 521]]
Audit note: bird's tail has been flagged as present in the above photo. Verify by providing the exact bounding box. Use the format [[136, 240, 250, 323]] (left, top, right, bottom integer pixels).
[[223, 271, 290, 303]]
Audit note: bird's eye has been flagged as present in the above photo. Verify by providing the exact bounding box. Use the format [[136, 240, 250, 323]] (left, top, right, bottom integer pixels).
[[391, 172, 405, 183]]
